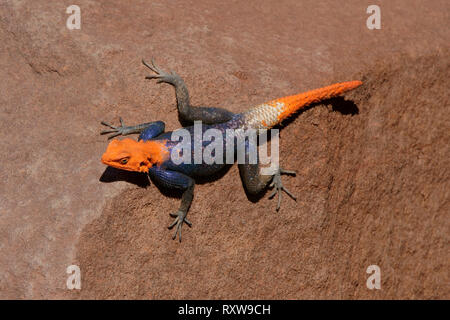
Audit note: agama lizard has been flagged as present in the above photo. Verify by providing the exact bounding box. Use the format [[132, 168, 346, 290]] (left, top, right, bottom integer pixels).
[[100, 59, 362, 241]]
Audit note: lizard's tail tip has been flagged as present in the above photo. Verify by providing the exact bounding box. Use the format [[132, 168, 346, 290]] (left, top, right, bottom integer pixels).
[[345, 80, 363, 90]]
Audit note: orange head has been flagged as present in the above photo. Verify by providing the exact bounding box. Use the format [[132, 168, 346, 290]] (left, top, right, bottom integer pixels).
[[101, 138, 169, 173]]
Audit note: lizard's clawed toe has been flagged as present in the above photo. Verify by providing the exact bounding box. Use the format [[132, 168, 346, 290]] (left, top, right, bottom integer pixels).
[[268, 168, 297, 211], [168, 210, 192, 242], [280, 168, 296, 176], [143, 58, 177, 85], [100, 117, 133, 139]]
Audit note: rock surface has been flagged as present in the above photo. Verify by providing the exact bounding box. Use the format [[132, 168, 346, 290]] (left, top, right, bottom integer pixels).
[[0, 0, 448, 299]]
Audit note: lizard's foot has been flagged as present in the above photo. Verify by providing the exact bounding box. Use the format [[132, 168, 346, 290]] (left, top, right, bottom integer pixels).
[[100, 117, 134, 139], [268, 168, 297, 211], [142, 58, 179, 85], [168, 210, 192, 242]]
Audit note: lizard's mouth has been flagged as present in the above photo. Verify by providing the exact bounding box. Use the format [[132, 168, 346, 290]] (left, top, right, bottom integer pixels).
[[139, 165, 149, 173], [101, 154, 112, 167]]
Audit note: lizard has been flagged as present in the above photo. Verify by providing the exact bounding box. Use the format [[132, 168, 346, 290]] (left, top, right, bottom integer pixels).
[[100, 58, 362, 241]]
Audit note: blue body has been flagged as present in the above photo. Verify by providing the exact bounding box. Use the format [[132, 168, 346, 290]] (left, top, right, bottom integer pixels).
[[138, 114, 246, 189]]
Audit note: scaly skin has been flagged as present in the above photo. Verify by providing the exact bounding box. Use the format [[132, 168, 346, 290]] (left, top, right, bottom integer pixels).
[[100, 59, 362, 241]]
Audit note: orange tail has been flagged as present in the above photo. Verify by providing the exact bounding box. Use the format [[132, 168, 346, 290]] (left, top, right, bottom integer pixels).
[[244, 80, 362, 129], [273, 80, 363, 123]]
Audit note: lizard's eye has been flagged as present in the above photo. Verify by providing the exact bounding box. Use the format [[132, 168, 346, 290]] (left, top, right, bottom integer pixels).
[[120, 158, 129, 164]]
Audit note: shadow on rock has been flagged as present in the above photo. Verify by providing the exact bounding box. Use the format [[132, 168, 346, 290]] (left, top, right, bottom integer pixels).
[[100, 166, 150, 188]]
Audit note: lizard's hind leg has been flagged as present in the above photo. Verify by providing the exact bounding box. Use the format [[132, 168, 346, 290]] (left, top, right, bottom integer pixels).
[[267, 168, 297, 211], [238, 142, 296, 211], [143, 58, 234, 124]]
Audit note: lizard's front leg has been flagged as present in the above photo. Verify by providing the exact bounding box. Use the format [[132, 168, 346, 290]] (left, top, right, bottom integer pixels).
[[100, 118, 165, 140], [142, 58, 234, 124], [148, 167, 195, 242], [168, 184, 194, 241]]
